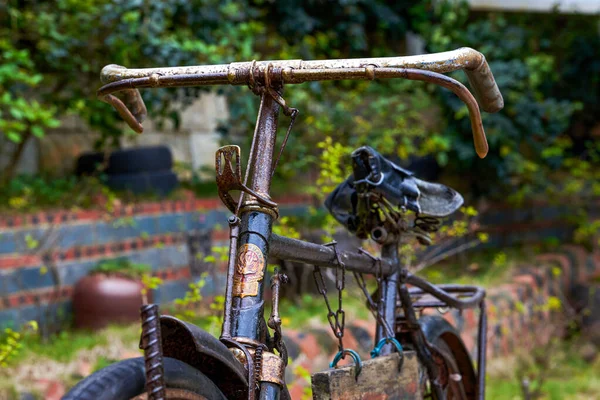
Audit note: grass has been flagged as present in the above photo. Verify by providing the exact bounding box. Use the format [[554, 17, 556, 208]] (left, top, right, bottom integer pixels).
[[279, 291, 373, 330], [5, 323, 140, 366], [421, 246, 539, 288], [487, 351, 600, 399]]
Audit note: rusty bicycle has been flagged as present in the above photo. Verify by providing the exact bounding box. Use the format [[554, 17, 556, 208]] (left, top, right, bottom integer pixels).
[[65, 48, 503, 400]]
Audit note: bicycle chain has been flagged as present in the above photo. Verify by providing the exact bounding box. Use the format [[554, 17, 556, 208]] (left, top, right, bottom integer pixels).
[[312, 241, 346, 352]]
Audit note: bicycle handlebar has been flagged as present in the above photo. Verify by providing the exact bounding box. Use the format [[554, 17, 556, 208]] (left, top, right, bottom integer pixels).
[[98, 47, 503, 158]]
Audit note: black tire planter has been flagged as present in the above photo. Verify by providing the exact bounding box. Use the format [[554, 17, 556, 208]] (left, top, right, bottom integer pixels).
[[76, 145, 178, 196], [76, 145, 173, 176], [106, 170, 178, 196], [75, 152, 106, 176]]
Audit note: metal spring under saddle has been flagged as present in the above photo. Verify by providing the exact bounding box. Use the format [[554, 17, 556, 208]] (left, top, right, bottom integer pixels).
[[414, 214, 441, 233]]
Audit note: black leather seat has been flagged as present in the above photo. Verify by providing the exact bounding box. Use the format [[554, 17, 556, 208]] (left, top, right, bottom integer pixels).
[[325, 146, 463, 233]]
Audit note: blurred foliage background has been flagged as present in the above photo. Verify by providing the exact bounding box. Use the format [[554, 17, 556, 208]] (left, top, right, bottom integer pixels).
[[1, 0, 598, 204]]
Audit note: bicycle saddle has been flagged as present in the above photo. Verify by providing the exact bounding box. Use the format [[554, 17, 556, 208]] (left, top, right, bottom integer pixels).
[[325, 146, 463, 233]]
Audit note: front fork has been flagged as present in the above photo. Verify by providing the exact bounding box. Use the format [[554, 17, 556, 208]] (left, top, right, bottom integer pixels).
[[220, 92, 284, 400], [377, 242, 446, 399]]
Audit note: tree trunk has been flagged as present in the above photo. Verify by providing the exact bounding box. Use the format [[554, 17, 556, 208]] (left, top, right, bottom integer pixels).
[[1, 129, 32, 184]]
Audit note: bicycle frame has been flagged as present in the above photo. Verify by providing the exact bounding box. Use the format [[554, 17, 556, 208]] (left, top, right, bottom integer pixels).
[[97, 48, 501, 400], [214, 94, 487, 400]]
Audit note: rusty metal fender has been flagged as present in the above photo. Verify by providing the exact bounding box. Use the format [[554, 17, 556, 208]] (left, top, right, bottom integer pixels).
[[141, 315, 249, 400], [419, 315, 477, 398]]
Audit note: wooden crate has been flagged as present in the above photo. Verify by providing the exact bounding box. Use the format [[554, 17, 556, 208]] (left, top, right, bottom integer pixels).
[[311, 352, 421, 400]]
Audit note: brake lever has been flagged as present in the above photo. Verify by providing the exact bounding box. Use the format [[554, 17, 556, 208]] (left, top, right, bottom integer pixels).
[[98, 87, 147, 133]]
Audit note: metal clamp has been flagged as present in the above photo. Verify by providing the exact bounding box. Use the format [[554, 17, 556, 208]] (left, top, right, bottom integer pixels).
[[215, 145, 278, 215], [330, 348, 362, 380], [258, 350, 286, 387]]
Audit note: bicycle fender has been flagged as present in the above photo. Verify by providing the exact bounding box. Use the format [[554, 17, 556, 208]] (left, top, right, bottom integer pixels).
[[144, 315, 248, 399], [419, 315, 477, 397]]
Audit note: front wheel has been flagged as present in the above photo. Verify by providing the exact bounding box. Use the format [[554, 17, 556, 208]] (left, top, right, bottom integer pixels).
[[63, 357, 227, 400]]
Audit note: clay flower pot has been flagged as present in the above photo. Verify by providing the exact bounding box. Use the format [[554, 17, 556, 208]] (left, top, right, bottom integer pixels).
[[73, 273, 150, 331]]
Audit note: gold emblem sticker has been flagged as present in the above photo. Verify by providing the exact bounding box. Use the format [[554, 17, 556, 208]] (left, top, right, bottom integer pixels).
[[232, 243, 265, 298]]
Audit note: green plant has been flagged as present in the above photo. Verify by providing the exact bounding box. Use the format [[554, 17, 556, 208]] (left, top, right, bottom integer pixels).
[[409, 2, 599, 201], [91, 258, 151, 279], [293, 364, 313, 400], [0, 175, 120, 213], [173, 272, 209, 321], [206, 295, 225, 334], [0, 321, 38, 367], [202, 246, 229, 264], [141, 273, 163, 305], [1, 0, 269, 159], [0, 39, 59, 183]]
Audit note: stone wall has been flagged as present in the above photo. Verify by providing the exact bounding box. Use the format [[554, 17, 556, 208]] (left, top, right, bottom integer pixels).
[[2, 92, 228, 177]]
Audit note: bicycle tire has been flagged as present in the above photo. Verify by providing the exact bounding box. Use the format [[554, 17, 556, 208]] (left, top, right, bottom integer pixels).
[[63, 357, 227, 400], [76, 146, 173, 176], [418, 315, 478, 400], [105, 170, 178, 196]]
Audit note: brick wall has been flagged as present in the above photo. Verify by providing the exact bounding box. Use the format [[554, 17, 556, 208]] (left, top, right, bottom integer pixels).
[[0, 196, 309, 330], [0, 195, 597, 334]]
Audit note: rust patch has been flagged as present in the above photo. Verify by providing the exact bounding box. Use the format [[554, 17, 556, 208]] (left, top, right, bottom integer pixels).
[[406, 380, 418, 394], [362, 394, 387, 400], [233, 243, 265, 298]]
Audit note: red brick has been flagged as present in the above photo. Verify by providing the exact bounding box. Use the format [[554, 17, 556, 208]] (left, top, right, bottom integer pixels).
[[287, 382, 306, 400], [76, 209, 102, 222], [212, 229, 229, 242], [290, 331, 321, 360], [0, 254, 41, 269], [194, 198, 222, 210], [536, 254, 572, 293]]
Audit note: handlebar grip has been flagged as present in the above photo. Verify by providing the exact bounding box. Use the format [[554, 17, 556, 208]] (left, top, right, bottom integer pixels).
[[121, 89, 147, 124], [98, 88, 147, 133], [98, 65, 148, 133], [463, 50, 504, 113]]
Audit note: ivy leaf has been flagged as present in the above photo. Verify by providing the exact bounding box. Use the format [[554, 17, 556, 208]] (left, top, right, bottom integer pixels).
[[6, 132, 22, 143], [9, 108, 23, 120], [46, 118, 60, 128], [31, 125, 44, 138]]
